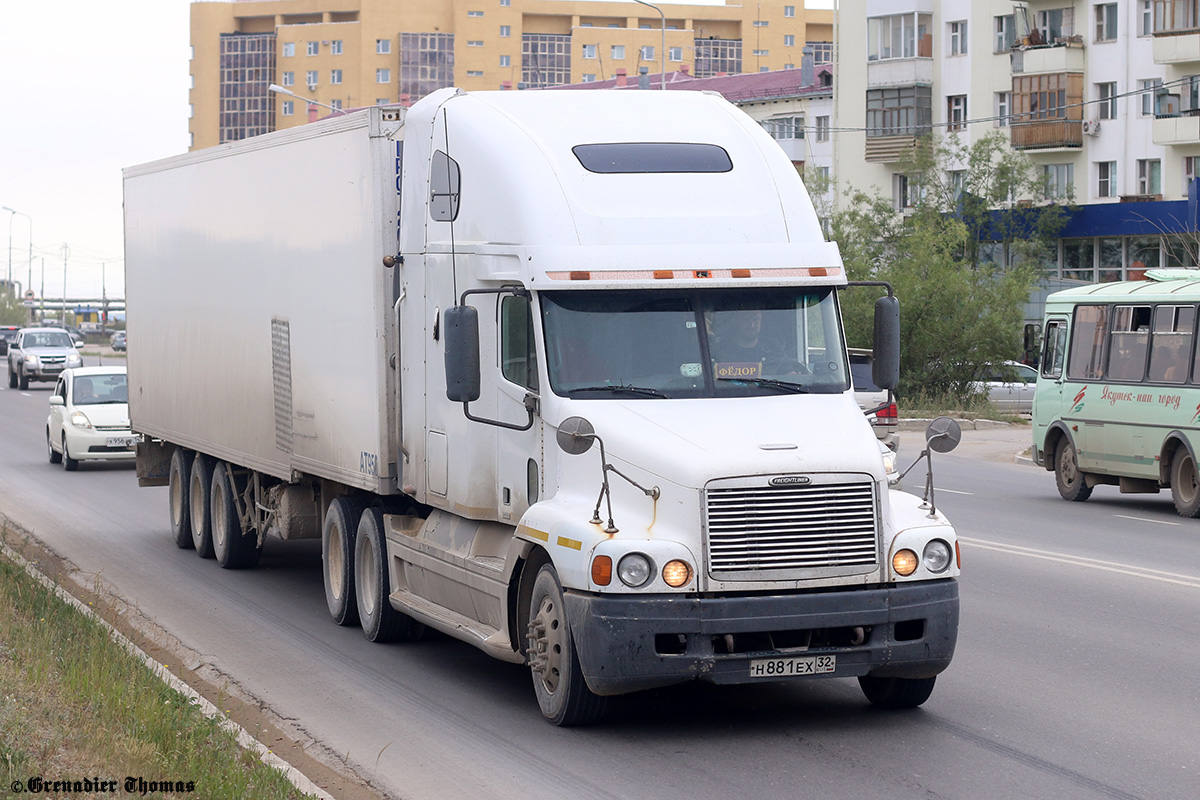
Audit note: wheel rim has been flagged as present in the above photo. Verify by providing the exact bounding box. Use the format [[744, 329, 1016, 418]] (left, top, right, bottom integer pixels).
[[1178, 454, 1198, 505], [357, 535, 378, 617], [1059, 443, 1079, 487], [170, 470, 184, 529], [190, 472, 205, 533], [212, 479, 228, 552], [47, 432, 53, 459], [61, 436, 69, 465], [328, 522, 344, 599], [528, 592, 565, 695]]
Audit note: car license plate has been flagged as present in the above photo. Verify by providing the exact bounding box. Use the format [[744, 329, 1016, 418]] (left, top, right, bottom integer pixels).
[[106, 436, 138, 448], [749, 654, 835, 678]]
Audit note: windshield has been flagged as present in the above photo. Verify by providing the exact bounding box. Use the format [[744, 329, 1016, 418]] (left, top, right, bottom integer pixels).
[[541, 288, 848, 399], [73, 373, 128, 406], [24, 332, 73, 348]]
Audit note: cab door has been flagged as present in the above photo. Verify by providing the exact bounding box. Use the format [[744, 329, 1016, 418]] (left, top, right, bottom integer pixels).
[[495, 293, 543, 523], [48, 375, 68, 449]]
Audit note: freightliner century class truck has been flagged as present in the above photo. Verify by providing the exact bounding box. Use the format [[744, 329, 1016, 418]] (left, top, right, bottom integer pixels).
[[123, 88, 960, 725]]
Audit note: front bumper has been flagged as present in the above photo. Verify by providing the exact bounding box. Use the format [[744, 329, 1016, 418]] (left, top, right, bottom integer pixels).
[[564, 580, 958, 695], [64, 428, 137, 461]]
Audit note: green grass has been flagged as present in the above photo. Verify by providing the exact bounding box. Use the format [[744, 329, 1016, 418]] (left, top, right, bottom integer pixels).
[[897, 390, 1030, 423], [0, 553, 317, 800]]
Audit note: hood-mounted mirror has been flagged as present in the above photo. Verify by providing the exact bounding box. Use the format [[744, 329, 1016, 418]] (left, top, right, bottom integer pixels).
[[899, 416, 961, 518], [556, 416, 659, 534]]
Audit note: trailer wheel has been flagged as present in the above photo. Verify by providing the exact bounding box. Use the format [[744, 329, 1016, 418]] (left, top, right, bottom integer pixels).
[[1170, 448, 1200, 518], [61, 434, 79, 472], [47, 428, 62, 464], [168, 448, 193, 549], [1054, 438, 1092, 502], [211, 464, 261, 569], [526, 564, 606, 726], [355, 507, 424, 643], [859, 675, 936, 709], [323, 496, 364, 626], [189, 454, 215, 558]]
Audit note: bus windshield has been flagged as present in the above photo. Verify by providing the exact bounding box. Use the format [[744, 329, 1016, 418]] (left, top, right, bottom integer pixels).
[[540, 288, 849, 399]]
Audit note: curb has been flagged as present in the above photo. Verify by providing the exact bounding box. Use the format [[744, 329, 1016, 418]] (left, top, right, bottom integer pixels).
[[897, 417, 1021, 432]]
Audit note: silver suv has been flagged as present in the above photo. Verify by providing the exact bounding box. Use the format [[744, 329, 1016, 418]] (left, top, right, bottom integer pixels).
[[7, 327, 83, 390]]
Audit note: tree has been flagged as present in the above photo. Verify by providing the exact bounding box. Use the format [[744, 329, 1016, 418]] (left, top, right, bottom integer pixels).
[[833, 131, 1066, 402], [0, 288, 29, 326]]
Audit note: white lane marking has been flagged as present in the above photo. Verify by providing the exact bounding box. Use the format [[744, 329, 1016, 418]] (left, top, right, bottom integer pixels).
[[961, 537, 1200, 590], [1113, 514, 1181, 527], [935, 488, 975, 496]]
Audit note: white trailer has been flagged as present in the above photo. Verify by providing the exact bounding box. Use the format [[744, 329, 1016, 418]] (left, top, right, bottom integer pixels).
[[124, 88, 960, 725]]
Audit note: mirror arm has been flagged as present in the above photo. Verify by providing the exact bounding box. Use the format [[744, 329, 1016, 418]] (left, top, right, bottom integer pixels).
[[452, 284, 536, 431]]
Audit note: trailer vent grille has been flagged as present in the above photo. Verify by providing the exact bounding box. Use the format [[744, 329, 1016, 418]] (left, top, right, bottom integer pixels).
[[271, 318, 293, 454], [705, 480, 878, 576]]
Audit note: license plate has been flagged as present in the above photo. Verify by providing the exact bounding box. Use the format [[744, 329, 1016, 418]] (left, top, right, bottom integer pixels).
[[106, 436, 138, 448], [749, 654, 836, 678]]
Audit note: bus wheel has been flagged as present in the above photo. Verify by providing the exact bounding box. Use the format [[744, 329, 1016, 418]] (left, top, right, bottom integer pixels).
[[1054, 439, 1092, 502], [1170, 449, 1200, 517], [526, 564, 606, 726]]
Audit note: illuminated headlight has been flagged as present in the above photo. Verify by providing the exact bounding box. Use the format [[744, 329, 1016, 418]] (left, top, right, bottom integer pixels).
[[662, 559, 693, 588], [881, 447, 897, 477], [67, 352, 82, 364], [24, 354, 39, 365], [69, 411, 93, 429], [923, 540, 952, 573], [892, 549, 918, 576], [617, 553, 654, 588]]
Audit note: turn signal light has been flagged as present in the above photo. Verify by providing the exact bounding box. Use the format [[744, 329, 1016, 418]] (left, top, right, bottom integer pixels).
[[591, 555, 612, 586], [662, 559, 693, 587], [892, 549, 918, 576]]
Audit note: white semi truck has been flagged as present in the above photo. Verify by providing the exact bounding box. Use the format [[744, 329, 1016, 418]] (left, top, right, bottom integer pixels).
[[124, 88, 960, 726]]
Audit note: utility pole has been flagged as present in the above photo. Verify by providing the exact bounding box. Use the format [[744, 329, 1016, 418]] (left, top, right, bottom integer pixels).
[[61, 244, 69, 324]]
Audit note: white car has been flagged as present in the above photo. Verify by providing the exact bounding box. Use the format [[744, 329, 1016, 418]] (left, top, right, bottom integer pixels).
[[46, 367, 137, 470], [848, 348, 898, 452], [974, 361, 1039, 412]]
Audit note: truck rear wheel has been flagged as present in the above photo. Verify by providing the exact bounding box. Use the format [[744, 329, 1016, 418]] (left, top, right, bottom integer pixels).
[[323, 496, 364, 626], [189, 454, 215, 558], [1054, 438, 1092, 502], [527, 564, 606, 726], [211, 464, 260, 569], [168, 448, 193, 549], [859, 675, 936, 709], [355, 507, 424, 642]]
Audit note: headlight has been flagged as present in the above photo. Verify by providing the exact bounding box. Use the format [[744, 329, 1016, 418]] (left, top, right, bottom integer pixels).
[[617, 553, 654, 587], [892, 549, 918, 576], [24, 354, 38, 365], [923, 540, 952, 573], [881, 447, 897, 476], [67, 352, 82, 364], [69, 411, 93, 429], [662, 559, 693, 588]]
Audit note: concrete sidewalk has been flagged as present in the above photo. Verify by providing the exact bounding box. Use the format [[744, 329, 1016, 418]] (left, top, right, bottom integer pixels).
[[897, 418, 1036, 467]]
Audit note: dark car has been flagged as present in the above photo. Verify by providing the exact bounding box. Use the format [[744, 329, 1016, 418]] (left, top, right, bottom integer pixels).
[[0, 326, 19, 356]]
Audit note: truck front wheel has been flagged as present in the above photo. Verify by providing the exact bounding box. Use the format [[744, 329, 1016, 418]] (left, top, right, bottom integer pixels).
[[168, 448, 193, 549], [323, 496, 364, 626], [355, 507, 424, 642], [526, 564, 605, 726], [859, 675, 936, 709]]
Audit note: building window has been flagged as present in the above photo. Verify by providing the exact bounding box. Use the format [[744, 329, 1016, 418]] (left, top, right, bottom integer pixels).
[[522, 33, 572, 88], [1142, 1, 1154, 35], [1095, 3, 1118, 41], [784, 34, 795, 47], [305, 70, 318, 87], [467, 10, 484, 17], [282, 42, 295, 58], [893, 174, 914, 210], [1153, 0, 1200, 33], [307, 41, 319, 56], [400, 32, 454, 102], [1012, 73, 1070, 122], [218, 32, 276, 144], [582, 74, 596, 83], [377, 68, 391, 83], [995, 15, 1015, 52], [468, 40, 484, 47], [1186, 156, 1197, 195], [1140, 78, 1163, 115], [670, 46, 682, 61], [1037, 8, 1076, 42], [282, 71, 294, 87], [582, 44, 596, 59], [501, 0, 510, 6], [500, 54, 510, 67], [752, 49, 769, 57], [807, 41, 833, 63], [995, 91, 1010, 127], [867, 13, 933, 61], [753, 20, 769, 28], [330, 69, 342, 84], [785, 5, 795, 18], [947, 95, 967, 131], [1138, 159, 1162, 195], [377, 38, 391, 55], [641, 46, 655, 61], [693, 38, 741, 77], [612, 45, 625, 59], [949, 21, 968, 55], [1098, 161, 1117, 198], [1043, 163, 1074, 198], [467, 70, 484, 77], [500, 25, 511, 37], [866, 85, 933, 137], [376, 98, 389, 105], [330, 99, 342, 110], [331, 40, 343, 55], [282, 100, 294, 116], [815, 116, 830, 142], [1097, 82, 1118, 119], [764, 116, 804, 140]]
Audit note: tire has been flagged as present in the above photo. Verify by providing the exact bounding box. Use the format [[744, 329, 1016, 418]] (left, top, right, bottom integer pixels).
[[189, 454, 215, 558], [168, 448, 193, 549], [18, 366, 28, 391], [47, 428, 62, 464], [323, 496, 365, 626], [8, 366, 16, 389], [211, 464, 261, 569], [355, 507, 424, 643], [859, 675, 937, 709], [1054, 438, 1092, 502], [61, 434, 79, 472], [1170, 448, 1200, 518], [527, 564, 606, 726]]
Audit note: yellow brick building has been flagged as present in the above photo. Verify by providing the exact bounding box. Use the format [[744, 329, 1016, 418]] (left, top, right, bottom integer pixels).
[[189, 0, 833, 149]]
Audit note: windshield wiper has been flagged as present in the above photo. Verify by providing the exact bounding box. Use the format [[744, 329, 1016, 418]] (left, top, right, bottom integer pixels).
[[567, 384, 667, 398], [717, 377, 809, 394]]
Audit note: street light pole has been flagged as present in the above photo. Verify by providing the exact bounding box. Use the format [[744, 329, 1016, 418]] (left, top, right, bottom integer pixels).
[[268, 83, 348, 116], [3, 206, 32, 305], [632, 0, 666, 90]]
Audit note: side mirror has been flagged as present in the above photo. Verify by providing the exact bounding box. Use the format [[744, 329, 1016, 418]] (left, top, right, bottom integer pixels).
[[872, 295, 900, 391], [443, 305, 481, 403], [556, 416, 596, 455], [49, 396, 64, 407]]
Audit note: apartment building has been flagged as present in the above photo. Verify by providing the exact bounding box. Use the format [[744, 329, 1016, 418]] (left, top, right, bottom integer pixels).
[[832, 0, 1200, 283], [189, 0, 833, 149]]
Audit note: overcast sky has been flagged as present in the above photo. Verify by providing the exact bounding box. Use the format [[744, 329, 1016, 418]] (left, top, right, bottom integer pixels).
[[0, 0, 831, 300]]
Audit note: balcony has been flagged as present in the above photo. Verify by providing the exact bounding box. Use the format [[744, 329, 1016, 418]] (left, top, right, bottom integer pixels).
[[1011, 119, 1083, 151], [866, 57, 933, 89], [864, 135, 920, 163], [1153, 112, 1200, 145], [1011, 41, 1086, 74], [1152, 29, 1200, 63]]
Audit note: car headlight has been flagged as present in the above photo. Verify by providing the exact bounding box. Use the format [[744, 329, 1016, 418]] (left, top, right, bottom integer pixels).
[[24, 354, 38, 365], [617, 553, 654, 588], [923, 540, 952, 573], [69, 411, 93, 429], [67, 352, 82, 364]]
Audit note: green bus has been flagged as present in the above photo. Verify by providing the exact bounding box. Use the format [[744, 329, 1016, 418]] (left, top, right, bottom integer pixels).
[[1033, 269, 1200, 516]]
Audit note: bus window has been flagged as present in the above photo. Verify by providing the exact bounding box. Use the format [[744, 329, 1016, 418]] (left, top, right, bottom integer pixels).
[[1147, 305, 1195, 384], [1042, 320, 1067, 379], [1106, 305, 1151, 382], [1067, 305, 1109, 381]]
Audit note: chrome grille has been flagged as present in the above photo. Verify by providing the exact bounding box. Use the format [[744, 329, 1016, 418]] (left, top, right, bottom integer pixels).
[[706, 481, 878, 574]]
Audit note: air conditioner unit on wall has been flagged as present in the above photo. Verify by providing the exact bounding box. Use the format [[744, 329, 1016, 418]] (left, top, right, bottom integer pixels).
[[1082, 119, 1101, 136]]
